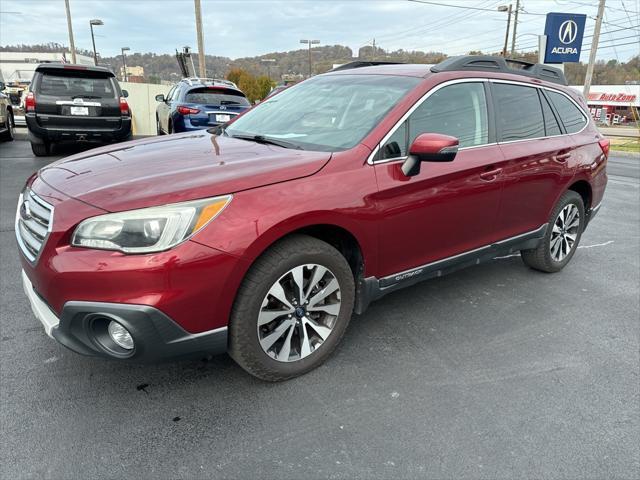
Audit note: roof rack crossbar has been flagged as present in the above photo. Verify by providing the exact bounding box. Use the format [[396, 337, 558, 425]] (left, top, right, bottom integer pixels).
[[330, 61, 404, 72], [430, 55, 568, 86], [181, 77, 239, 88]]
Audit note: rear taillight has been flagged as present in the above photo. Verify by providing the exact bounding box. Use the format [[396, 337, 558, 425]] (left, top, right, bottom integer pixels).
[[119, 97, 130, 116], [598, 138, 610, 159], [177, 105, 200, 115], [25, 92, 36, 112]]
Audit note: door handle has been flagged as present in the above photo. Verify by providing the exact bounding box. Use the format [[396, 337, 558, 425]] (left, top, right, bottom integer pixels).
[[479, 168, 503, 180], [553, 153, 571, 163]]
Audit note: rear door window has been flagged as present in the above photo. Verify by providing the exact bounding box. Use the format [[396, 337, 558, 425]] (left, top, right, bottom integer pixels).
[[547, 91, 588, 134], [540, 91, 562, 136], [39, 73, 116, 99], [493, 83, 544, 142], [185, 88, 250, 106]]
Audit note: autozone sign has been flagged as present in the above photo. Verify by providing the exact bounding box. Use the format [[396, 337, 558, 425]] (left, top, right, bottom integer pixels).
[[587, 92, 637, 103]]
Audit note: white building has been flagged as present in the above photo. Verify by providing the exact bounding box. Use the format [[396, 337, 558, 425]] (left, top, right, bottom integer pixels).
[[570, 84, 640, 125], [0, 51, 94, 84]]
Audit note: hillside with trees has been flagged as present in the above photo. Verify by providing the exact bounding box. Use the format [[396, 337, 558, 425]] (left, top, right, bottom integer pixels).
[[2, 42, 638, 86]]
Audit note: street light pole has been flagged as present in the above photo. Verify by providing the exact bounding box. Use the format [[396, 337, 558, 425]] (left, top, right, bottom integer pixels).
[[300, 39, 320, 77], [121, 47, 130, 82], [498, 4, 513, 57], [64, 0, 77, 63], [89, 19, 103, 66]]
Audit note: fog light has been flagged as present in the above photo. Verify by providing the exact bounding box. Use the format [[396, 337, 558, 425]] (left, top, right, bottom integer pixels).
[[107, 320, 134, 350]]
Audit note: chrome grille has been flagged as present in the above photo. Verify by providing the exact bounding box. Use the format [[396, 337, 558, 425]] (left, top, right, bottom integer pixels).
[[15, 189, 54, 262]]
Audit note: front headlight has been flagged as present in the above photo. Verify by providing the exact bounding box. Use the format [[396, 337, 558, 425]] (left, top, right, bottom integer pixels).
[[72, 195, 231, 253]]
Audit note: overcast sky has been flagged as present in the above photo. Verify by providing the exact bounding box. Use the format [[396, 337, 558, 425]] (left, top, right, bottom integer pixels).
[[0, 0, 638, 61]]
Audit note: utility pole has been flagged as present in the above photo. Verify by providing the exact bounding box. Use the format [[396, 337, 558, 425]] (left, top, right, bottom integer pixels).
[[300, 39, 320, 77], [500, 4, 513, 57], [64, 0, 76, 63], [194, 0, 206, 78], [510, 0, 520, 56], [372, 38, 376, 59], [584, 0, 606, 97]]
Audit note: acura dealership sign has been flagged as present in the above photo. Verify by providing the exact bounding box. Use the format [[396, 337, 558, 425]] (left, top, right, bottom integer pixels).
[[544, 12, 587, 63]]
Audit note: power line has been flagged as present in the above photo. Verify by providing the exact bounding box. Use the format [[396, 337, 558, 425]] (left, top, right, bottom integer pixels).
[[596, 40, 640, 49], [363, 0, 499, 46], [599, 18, 640, 29], [407, 0, 510, 12], [400, 0, 501, 43]]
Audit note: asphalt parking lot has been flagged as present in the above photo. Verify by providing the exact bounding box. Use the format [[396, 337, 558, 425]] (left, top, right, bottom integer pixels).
[[1, 136, 638, 479]]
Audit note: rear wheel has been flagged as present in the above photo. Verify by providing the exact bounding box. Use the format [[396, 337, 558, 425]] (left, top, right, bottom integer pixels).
[[30, 140, 51, 157], [229, 235, 355, 381], [521, 190, 584, 273], [0, 110, 14, 141]]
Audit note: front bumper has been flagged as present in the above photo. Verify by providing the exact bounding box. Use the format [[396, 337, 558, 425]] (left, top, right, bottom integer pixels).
[[22, 270, 228, 361]]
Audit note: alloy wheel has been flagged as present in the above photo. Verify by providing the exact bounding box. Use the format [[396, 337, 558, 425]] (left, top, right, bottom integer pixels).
[[257, 264, 341, 362], [550, 204, 580, 262]]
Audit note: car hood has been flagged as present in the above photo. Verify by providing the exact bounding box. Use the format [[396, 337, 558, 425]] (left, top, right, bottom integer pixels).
[[38, 132, 331, 212]]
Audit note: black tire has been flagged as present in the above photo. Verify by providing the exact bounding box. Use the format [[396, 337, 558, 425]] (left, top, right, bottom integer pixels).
[[156, 116, 164, 135], [167, 120, 172, 134], [30, 141, 51, 157], [229, 235, 355, 381], [0, 110, 14, 141], [521, 190, 585, 273]]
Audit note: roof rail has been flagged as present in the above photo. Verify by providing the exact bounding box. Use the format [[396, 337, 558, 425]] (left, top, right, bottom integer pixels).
[[331, 61, 404, 72], [431, 55, 568, 86]]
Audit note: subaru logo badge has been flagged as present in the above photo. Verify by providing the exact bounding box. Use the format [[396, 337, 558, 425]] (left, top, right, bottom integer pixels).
[[219, 105, 227, 110]]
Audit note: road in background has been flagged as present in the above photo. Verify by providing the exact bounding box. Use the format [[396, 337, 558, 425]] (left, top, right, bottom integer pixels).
[[1, 140, 638, 479]]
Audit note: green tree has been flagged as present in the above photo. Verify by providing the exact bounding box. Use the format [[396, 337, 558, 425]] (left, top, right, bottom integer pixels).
[[256, 76, 274, 100]]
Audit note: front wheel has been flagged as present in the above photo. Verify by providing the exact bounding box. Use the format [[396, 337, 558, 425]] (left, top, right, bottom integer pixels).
[[521, 190, 585, 273], [229, 235, 355, 381]]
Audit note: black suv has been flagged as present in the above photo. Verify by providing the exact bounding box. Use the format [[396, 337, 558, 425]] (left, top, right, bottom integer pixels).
[[26, 64, 132, 156]]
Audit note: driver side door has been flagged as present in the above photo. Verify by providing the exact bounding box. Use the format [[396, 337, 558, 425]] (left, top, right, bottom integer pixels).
[[372, 80, 505, 278]]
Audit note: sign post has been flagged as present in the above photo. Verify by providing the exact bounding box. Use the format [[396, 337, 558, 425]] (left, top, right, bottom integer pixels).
[[543, 13, 587, 64]]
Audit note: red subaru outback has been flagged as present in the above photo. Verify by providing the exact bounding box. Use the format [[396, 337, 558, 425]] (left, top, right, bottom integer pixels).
[[17, 56, 608, 381]]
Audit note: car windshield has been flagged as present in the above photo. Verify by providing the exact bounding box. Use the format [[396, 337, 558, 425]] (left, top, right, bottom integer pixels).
[[185, 88, 250, 106], [39, 73, 116, 99], [225, 74, 420, 151]]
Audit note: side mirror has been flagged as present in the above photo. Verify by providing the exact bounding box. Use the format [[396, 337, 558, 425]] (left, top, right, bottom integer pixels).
[[155, 94, 165, 102], [121, 89, 129, 98], [401, 133, 459, 177]]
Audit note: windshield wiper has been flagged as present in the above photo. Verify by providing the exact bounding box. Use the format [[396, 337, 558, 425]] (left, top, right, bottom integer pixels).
[[230, 134, 303, 150], [220, 100, 241, 105]]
